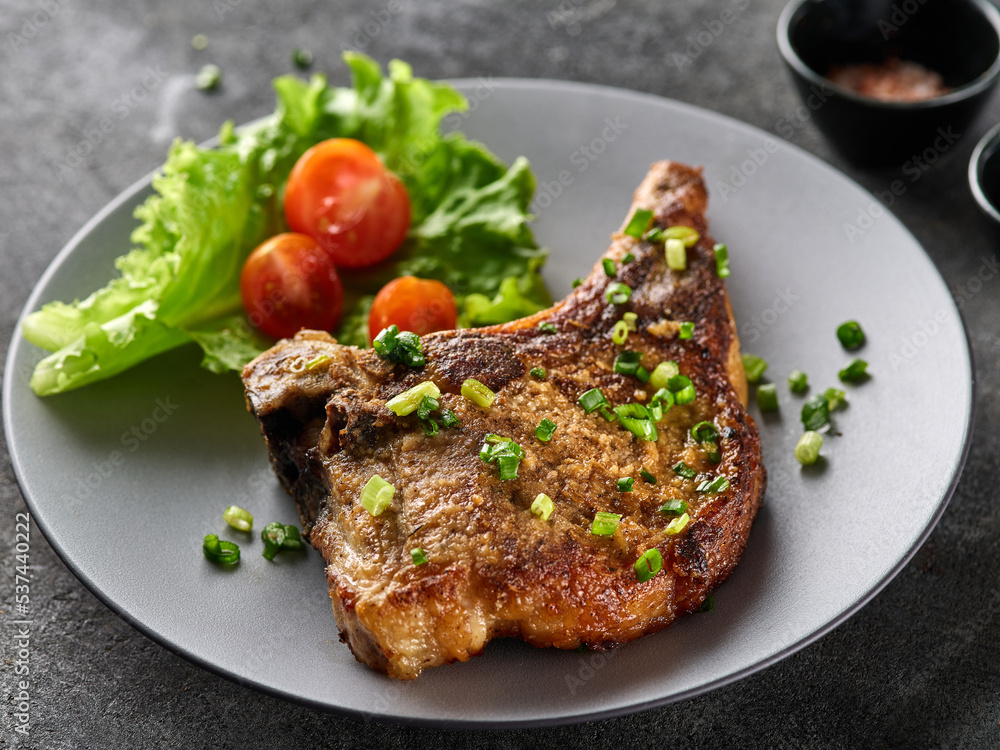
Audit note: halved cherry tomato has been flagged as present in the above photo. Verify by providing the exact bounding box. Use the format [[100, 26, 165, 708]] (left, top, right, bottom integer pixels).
[[368, 276, 458, 343], [284, 138, 411, 269], [240, 233, 344, 340]]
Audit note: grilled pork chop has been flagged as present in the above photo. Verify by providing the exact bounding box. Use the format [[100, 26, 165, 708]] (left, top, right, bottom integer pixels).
[[243, 161, 765, 680]]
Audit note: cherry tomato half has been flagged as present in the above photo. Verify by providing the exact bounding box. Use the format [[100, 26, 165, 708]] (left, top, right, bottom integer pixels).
[[368, 276, 458, 343], [240, 233, 344, 340], [284, 138, 411, 269]]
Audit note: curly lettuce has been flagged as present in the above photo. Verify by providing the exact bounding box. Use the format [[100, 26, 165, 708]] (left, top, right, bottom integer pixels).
[[23, 53, 549, 396]]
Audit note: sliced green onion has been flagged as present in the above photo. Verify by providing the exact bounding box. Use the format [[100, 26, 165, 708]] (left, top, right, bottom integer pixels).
[[196, 63, 222, 91], [823, 387, 847, 411], [598, 405, 616, 422], [697, 475, 730, 493], [648, 387, 674, 420], [572, 277, 583, 288], [531, 493, 554, 521], [602, 258, 617, 277], [305, 354, 330, 371], [617, 477, 635, 492], [741, 354, 768, 383], [679, 322, 695, 339], [292, 48, 313, 68], [643, 226, 666, 243], [665, 512, 691, 535], [690, 420, 719, 444], [372, 324, 426, 368], [713, 243, 731, 278], [837, 320, 866, 350], [410, 547, 428, 566], [622, 312, 638, 330], [640, 468, 657, 484], [439, 409, 461, 429], [634, 548, 663, 583], [801, 393, 830, 431], [666, 238, 687, 270], [416, 395, 440, 421], [788, 369, 809, 394], [538, 322, 558, 334], [462, 378, 496, 409], [839, 358, 869, 383], [605, 282, 632, 305], [360, 475, 395, 517], [386, 381, 441, 416], [699, 594, 715, 613], [623, 208, 653, 238], [659, 498, 688, 515], [636, 366, 650, 383], [757, 383, 779, 411], [479, 437, 524, 480], [795, 431, 824, 465], [497, 454, 519, 480], [672, 461, 697, 480], [614, 350, 643, 376], [622, 252, 635, 264], [260, 521, 286, 560], [664, 226, 700, 247], [614, 403, 659, 441], [535, 418, 557, 442], [223, 505, 253, 532], [649, 360, 680, 390], [668, 374, 696, 404], [202, 534, 240, 565], [420, 418, 439, 437], [578, 387, 609, 414], [529, 366, 547, 379], [590, 511, 621, 536], [612, 320, 629, 345], [280, 525, 303, 551]]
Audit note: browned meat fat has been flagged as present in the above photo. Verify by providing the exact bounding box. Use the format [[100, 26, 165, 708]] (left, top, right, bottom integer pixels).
[[242, 161, 765, 680]]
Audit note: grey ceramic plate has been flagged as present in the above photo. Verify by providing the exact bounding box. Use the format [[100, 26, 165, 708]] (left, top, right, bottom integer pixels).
[[4, 80, 973, 727]]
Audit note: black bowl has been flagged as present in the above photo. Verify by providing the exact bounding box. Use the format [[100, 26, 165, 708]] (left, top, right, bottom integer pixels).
[[777, 0, 1000, 165], [969, 121, 1000, 223]]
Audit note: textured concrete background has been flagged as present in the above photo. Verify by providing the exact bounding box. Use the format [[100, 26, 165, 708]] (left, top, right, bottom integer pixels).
[[2, 0, 1000, 747]]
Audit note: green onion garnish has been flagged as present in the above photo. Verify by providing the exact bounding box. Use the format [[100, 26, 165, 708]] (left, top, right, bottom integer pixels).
[[795, 431, 823, 465], [578, 387, 609, 414], [757, 383, 779, 411], [668, 374, 696, 404], [636, 366, 650, 383], [614, 350, 643, 376], [697, 475, 730, 493], [531, 493, 554, 521], [292, 48, 313, 69], [360, 475, 396, 517], [623, 208, 653, 238], [838, 358, 869, 383], [386, 381, 441, 417], [530, 366, 546, 379], [572, 278, 583, 288], [713, 243, 731, 278], [659, 498, 688, 515], [666, 238, 687, 270], [598, 405, 615, 422], [539, 322, 558, 334], [372, 324, 426, 368], [498, 455, 519, 480], [196, 63, 222, 91], [623, 312, 638, 330], [617, 477, 635, 492], [462, 378, 496, 409], [590, 511, 621, 536], [649, 360, 680, 390], [823, 387, 847, 411], [605, 282, 632, 305], [665, 512, 691, 535], [741, 353, 768, 383], [672, 461, 697, 479], [640, 468, 657, 484], [690, 420, 719, 443], [410, 547, 428, 566], [679, 322, 694, 339], [801, 393, 830, 431], [614, 403, 659, 442], [634, 548, 663, 583], [665, 226, 700, 246], [836, 320, 866, 350], [623, 252, 635, 264], [261, 522, 302, 560], [416, 395, 440, 422], [535, 418, 557, 442], [699, 594, 715, 613], [439, 409, 461, 429], [643, 226, 665, 243], [788, 369, 809, 394], [202, 534, 240, 565], [305, 354, 331, 371], [648, 387, 675, 420], [612, 320, 629, 345], [479, 437, 524, 480], [223, 505, 253, 532], [602, 258, 617, 277], [420, 419, 439, 437]]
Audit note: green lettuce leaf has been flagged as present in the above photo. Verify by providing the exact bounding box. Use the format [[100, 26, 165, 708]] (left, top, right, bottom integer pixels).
[[23, 53, 549, 395]]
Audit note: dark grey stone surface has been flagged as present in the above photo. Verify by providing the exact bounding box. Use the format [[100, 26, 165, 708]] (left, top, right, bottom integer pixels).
[[2, 0, 999, 747]]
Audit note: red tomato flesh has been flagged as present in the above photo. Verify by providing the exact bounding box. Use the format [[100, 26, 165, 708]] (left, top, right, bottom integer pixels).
[[368, 276, 458, 343], [240, 233, 344, 340], [284, 138, 411, 269]]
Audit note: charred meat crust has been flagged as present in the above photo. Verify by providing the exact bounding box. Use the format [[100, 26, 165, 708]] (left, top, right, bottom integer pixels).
[[242, 161, 765, 679]]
